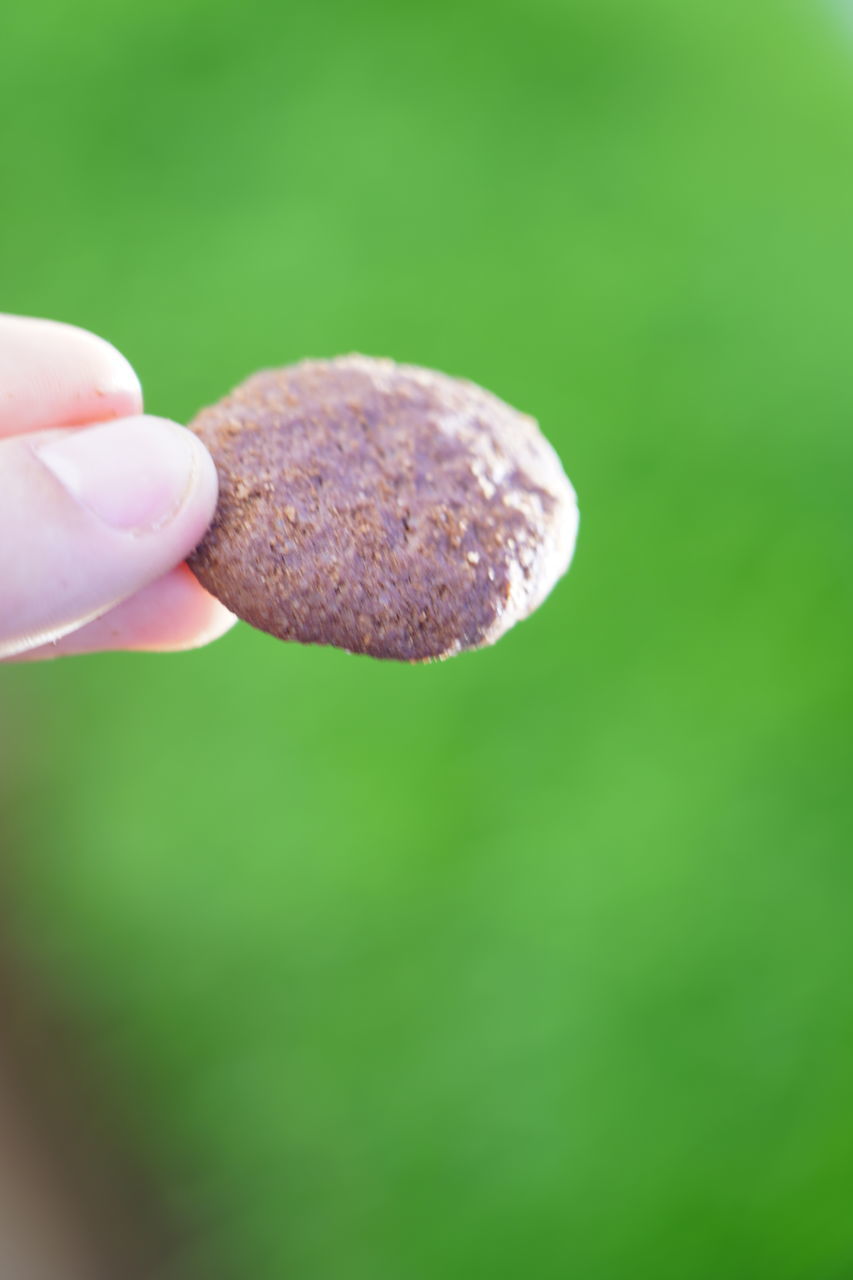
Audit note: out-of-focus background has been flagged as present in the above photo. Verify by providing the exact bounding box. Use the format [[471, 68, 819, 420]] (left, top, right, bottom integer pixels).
[[1, 0, 852, 1276]]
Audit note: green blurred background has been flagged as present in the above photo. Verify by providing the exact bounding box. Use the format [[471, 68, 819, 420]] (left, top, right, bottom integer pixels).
[[2, 0, 853, 1276]]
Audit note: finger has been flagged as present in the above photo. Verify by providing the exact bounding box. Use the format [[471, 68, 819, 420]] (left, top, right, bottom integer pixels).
[[0, 416, 218, 659], [0, 314, 143, 437], [10, 565, 236, 660]]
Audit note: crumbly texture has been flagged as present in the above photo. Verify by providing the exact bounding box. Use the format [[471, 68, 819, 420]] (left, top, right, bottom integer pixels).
[[187, 356, 578, 661]]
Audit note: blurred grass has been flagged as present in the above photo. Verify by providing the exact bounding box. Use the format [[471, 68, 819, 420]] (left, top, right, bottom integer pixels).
[[2, 0, 853, 1276]]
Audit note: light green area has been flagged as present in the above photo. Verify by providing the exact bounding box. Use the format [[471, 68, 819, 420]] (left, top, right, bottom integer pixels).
[[2, 1, 852, 1276]]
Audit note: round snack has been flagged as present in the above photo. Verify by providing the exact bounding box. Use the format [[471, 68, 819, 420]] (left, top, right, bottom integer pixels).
[[188, 356, 578, 661]]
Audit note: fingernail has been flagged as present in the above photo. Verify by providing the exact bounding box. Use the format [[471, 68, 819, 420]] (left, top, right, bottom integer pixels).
[[92, 343, 144, 412], [36, 416, 199, 532]]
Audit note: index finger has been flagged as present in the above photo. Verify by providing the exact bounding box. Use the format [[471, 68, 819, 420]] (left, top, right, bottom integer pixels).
[[0, 315, 143, 437]]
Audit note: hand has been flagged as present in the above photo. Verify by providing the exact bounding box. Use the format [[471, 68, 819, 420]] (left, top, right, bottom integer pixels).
[[0, 314, 235, 661]]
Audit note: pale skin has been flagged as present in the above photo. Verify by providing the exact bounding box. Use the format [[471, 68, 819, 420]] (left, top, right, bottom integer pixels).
[[0, 315, 236, 661]]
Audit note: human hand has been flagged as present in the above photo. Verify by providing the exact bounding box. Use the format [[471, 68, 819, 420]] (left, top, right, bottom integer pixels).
[[0, 315, 235, 661]]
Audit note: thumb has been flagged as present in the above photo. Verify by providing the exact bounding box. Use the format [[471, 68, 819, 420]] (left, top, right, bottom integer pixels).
[[0, 416, 218, 658]]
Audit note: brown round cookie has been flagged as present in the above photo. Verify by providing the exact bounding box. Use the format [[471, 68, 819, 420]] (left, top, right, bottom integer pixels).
[[187, 356, 578, 661]]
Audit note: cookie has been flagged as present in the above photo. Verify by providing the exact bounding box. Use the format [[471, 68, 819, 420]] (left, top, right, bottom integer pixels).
[[187, 356, 578, 661]]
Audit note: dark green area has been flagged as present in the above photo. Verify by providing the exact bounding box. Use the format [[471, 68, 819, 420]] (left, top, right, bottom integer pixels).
[[2, 0, 853, 1276]]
